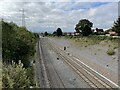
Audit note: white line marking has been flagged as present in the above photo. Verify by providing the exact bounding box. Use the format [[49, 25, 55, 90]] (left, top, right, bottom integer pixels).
[[73, 57, 120, 88]]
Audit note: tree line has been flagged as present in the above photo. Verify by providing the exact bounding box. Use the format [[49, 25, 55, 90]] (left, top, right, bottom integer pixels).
[[75, 17, 120, 36], [44, 17, 120, 36], [44, 28, 63, 37]]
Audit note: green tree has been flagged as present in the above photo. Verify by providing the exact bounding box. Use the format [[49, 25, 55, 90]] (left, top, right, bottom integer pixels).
[[82, 25, 92, 36], [112, 16, 120, 36], [2, 21, 38, 67], [53, 31, 56, 36], [2, 21, 17, 63], [44, 31, 48, 36], [56, 28, 63, 37], [75, 19, 93, 36]]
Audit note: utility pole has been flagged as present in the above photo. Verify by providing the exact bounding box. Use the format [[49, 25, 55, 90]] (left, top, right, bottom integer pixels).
[[19, 9, 26, 27]]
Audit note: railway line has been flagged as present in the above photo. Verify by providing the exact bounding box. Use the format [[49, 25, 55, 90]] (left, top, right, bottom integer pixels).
[[35, 38, 50, 88], [37, 36, 119, 89], [38, 37, 66, 88], [46, 37, 119, 89]]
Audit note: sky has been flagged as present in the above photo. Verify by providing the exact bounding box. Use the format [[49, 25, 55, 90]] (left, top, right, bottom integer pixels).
[[0, 0, 119, 32]]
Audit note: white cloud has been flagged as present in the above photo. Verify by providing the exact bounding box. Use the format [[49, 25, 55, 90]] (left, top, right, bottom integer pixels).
[[88, 2, 118, 29], [89, 8, 97, 16], [1, 0, 120, 2], [0, 1, 118, 32]]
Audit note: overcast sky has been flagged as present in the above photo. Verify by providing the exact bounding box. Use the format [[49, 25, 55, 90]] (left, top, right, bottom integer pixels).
[[0, 0, 119, 32]]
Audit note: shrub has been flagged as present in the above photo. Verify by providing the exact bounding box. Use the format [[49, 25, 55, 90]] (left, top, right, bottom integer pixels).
[[26, 66, 35, 86], [2, 61, 30, 89], [107, 48, 115, 55], [2, 21, 38, 68]]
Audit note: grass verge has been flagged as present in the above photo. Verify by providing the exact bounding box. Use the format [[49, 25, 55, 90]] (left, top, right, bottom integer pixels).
[[64, 35, 118, 48]]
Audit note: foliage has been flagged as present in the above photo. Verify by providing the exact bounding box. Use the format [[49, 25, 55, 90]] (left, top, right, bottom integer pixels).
[[2, 21, 16, 62], [106, 48, 115, 55], [112, 16, 120, 36], [56, 28, 63, 36], [2, 21, 38, 68], [44, 31, 48, 36], [53, 31, 57, 36], [0, 21, 2, 49], [82, 25, 92, 36], [2, 61, 30, 89], [34, 33, 39, 39], [75, 19, 93, 36], [63, 32, 67, 36], [65, 35, 118, 48], [26, 66, 36, 86]]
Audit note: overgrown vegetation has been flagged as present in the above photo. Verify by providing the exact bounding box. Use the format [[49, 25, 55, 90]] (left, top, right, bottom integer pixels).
[[64, 35, 118, 56], [112, 16, 120, 36], [107, 48, 115, 55], [2, 61, 30, 89], [65, 35, 118, 47], [2, 20, 39, 88], [2, 21, 39, 67], [65, 35, 118, 56]]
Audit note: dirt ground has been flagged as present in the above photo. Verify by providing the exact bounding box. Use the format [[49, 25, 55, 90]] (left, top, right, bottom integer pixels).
[[49, 37, 118, 84]]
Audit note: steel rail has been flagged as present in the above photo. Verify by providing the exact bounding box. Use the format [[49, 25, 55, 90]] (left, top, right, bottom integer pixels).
[[47, 38, 117, 89], [40, 38, 66, 88]]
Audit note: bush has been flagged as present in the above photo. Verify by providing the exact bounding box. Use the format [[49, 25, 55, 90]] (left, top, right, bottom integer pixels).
[[2, 61, 30, 89], [107, 48, 115, 55], [26, 67, 35, 86], [2, 21, 38, 68]]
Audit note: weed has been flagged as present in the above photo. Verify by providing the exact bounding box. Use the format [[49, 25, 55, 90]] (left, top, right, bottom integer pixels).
[[107, 48, 115, 55]]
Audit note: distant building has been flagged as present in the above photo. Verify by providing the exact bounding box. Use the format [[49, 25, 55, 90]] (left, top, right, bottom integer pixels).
[[95, 28, 104, 33], [64, 32, 80, 36], [109, 31, 118, 36], [93, 28, 104, 35], [105, 29, 118, 36], [66, 32, 73, 36], [74, 32, 80, 36]]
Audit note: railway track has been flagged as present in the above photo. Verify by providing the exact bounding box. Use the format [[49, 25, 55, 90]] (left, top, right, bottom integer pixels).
[[37, 38, 50, 88], [46, 38, 119, 89], [39, 37, 66, 88]]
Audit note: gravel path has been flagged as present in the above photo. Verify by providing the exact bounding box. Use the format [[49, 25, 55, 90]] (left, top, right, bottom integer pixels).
[[49, 37, 118, 84]]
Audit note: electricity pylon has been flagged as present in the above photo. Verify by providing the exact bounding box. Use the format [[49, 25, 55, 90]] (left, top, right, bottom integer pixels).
[[19, 9, 26, 27]]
